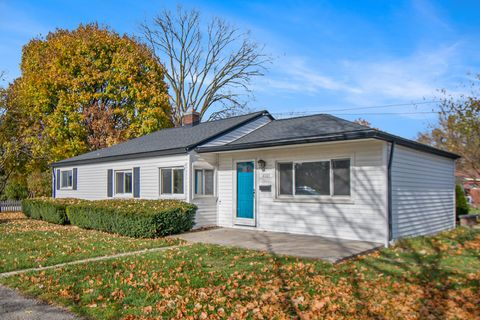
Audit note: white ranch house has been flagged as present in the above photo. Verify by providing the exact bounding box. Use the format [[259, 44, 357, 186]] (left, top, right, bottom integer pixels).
[[52, 110, 459, 246]]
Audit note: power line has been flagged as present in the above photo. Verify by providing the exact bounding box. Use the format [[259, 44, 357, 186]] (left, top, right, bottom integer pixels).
[[327, 111, 437, 116], [271, 100, 441, 116]]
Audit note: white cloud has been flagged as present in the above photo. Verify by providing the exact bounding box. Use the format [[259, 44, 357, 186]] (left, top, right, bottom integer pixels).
[[259, 43, 467, 105], [257, 56, 361, 95]]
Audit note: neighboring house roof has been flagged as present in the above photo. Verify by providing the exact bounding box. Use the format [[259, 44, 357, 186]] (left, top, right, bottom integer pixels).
[[196, 114, 460, 159], [52, 110, 272, 166], [52, 110, 459, 167]]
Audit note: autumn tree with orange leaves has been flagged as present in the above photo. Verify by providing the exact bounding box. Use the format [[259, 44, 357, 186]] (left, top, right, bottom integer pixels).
[[1, 24, 172, 197], [418, 75, 480, 177]]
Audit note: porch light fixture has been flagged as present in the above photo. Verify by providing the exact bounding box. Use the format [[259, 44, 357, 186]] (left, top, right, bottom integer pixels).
[[258, 159, 266, 171]]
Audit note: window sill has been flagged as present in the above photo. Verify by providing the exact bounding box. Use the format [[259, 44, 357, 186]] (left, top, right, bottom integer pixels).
[[114, 194, 133, 198], [192, 195, 217, 201], [273, 196, 354, 204], [193, 194, 216, 198], [60, 187, 73, 190], [159, 194, 186, 200]]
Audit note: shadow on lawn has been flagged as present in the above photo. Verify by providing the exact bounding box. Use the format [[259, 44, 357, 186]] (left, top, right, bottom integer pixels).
[[249, 232, 300, 317], [251, 227, 479, 319], [0, 217, 23, 224], [351, 232, 479, 320]]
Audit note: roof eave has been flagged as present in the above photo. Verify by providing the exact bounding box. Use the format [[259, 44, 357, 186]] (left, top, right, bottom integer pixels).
[[196, 129, 460, 160], [50, 147, 188, 168]]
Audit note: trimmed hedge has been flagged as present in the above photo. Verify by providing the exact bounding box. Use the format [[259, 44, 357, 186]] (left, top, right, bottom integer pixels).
[[22, 198, 84, 224], [22, 198, 197, 238], [66, 200, 196, 238]]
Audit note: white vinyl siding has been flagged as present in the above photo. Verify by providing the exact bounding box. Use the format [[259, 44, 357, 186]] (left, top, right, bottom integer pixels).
[[55, 154, 189, 200], [391, 145, 455, 240], [190, 152, 218, 227], [217, 140, 388, 243]]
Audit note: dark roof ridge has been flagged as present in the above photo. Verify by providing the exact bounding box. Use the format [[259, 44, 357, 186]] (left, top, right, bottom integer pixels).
[[271, 113, 330, 121], [320, 113, 372, 129]]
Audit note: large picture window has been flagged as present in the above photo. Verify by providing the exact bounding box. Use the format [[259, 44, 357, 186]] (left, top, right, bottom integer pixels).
[[115, 170, 132, 195], [60, 170, 73, 189], [277, 159, 351, 197], [194, 169, 214, 196], [160, 168, 184, 195]]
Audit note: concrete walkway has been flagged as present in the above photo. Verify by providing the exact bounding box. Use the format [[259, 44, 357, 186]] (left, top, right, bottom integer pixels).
[[175, 228, 382, 262], [0, 285, 79, 320]]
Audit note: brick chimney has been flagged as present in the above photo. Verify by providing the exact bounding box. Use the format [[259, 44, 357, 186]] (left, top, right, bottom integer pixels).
[[181, 107, 200, 126]]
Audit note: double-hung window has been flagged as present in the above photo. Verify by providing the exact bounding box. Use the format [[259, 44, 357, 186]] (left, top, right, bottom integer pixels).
[[115, 170, 133, 195], [194, 169, 214, 196], [160, 168, 184, 195], [60, 170, 73, 189], [277, 158, 351, 197]]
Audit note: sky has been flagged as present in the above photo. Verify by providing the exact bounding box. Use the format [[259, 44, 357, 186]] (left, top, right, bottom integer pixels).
[[1, 0, 480, 139]]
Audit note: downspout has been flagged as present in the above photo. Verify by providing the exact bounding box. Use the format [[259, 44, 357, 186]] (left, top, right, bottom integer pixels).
[[52, 167, 56, 199], [387, 141, 395, 242]]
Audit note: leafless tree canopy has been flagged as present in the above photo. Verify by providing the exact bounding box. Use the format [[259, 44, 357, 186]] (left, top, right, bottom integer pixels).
[[141, 7, 269, 126]]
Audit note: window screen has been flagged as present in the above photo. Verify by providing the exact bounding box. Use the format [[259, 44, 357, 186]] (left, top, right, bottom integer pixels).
[[161, 169, 172, 194], [124, 172, 133, 194], [173, 169, 184, 194], [332, 159, 350, 196], [194, 170, 203, 195], [204, 170, 214, 195], [278, 163, 293, 195], [61, 170, 73, 188], [161, 168, 184, 194], [115, 172, 124, 194], [115, 171, 132, 194]]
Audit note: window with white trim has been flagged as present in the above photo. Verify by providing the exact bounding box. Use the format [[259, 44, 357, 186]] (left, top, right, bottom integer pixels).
[[115, 170, 133, 195], [194, 169, 214, 196], [60, 170, 73, 189], [160, 168, 184, 195], [277, 159, 351, 197]]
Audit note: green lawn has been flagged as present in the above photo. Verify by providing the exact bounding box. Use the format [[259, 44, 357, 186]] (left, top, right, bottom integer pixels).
[[1, 226, 479, 319], [0, 212, 181, 273]]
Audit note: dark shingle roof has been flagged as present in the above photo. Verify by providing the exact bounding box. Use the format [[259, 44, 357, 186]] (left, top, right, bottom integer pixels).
[[52, 110, 270, 166], [228, 114, 369, 145], [196, 114, 460, 159], [53, 110, 459, 166]]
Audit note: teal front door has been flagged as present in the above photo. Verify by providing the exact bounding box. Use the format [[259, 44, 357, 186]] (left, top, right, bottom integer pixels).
[[236, 161, 255, 225]]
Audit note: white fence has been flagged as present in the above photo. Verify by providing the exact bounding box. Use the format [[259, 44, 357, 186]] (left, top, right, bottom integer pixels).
[[0, 200, 22, 212]]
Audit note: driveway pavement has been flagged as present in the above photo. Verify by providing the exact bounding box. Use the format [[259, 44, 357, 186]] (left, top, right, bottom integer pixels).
[[0, 285, 79, 320], [175, 228, 383, 262]]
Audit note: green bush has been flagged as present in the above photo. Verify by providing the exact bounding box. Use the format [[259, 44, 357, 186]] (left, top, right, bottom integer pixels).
[[455, 185, 469, 219], [22, 198, 84, 224], [4, 180, 29, 200], [66, 199, 196, 238], [21, 198, 196, 237]]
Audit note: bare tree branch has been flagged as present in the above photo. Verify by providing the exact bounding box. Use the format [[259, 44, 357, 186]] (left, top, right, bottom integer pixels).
[[141, 6, 269, 126]]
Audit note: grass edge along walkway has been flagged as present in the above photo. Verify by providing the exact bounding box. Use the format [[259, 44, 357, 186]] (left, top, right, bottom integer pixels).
[[0, 245, 183, 278]]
